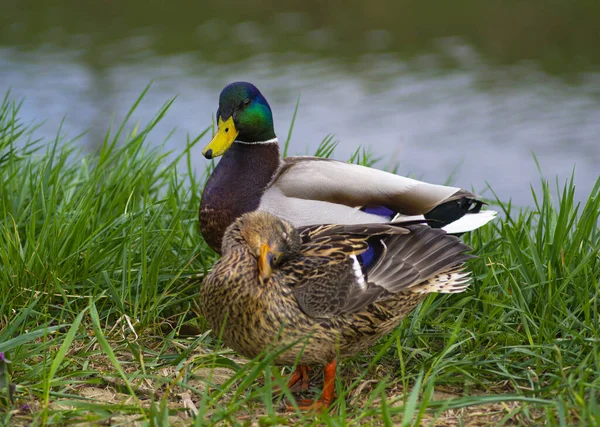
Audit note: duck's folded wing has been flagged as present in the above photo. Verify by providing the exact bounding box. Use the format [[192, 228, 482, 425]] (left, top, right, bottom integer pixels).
[[286, 223, 475, 319], [267, 157, 470, 216], [282, 230, 387, 319]]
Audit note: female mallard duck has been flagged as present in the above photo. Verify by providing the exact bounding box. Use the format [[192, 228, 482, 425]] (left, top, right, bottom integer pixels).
[[199, 210, 474, 410], [199, 82, 496, 253]]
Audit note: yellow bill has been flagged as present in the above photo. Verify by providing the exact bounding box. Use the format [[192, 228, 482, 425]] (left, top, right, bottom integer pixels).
[[258, 243, 274, 282], [202, 116, 239, 159]]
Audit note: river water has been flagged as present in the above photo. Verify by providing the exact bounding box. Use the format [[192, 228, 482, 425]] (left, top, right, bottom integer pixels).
[[1, 2, 599, 206]]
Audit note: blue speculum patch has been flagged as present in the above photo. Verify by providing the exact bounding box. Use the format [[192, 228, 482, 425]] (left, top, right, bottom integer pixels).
[[358, 245, 377, 269], [362, 205, 396, 220]]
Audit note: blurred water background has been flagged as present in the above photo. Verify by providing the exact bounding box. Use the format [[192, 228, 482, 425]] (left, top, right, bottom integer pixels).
[[1, 1, 599, 206]]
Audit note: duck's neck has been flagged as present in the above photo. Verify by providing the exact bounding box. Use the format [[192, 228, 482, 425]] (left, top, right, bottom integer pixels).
[[199, 141, 281, 252]]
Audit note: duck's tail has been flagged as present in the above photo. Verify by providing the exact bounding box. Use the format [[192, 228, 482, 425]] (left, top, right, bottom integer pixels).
[[410, 266, 472, 294], [393, 192, 497, 234], [440, 209, 498, 234]]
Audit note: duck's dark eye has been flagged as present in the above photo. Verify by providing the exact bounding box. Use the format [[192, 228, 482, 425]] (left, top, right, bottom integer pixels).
[[243, 98, 251, 107]]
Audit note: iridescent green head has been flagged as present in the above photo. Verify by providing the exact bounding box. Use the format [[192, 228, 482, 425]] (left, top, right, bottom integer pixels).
[[202, 82, 276, 159]]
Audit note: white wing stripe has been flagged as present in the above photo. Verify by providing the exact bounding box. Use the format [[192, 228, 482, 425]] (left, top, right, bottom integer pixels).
[[350, 255, 367, 290]]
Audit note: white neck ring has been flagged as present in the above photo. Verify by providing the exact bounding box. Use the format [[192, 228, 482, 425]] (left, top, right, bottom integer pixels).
[[234, 137, 279, 145]]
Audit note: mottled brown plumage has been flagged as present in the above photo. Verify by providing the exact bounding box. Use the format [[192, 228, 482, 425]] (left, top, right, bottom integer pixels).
[[199, 211, 475, 409]]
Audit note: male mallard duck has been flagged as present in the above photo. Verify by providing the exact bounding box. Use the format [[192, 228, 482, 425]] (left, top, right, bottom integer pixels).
[[199, 82, 496, 253], [199, 210, 474, 410]]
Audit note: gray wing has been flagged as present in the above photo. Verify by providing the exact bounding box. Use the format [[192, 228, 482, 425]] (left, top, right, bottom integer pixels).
[[282, 223, 474, 319], [258, 157, 469, 227]]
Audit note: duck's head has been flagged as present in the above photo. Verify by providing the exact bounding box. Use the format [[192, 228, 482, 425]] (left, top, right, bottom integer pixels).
[[202, 82, 276, 159], [236, 211, 301, 283]]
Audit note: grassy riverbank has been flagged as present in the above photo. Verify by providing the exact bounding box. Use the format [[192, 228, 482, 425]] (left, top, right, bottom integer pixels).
[[0, 94, 599, 426]]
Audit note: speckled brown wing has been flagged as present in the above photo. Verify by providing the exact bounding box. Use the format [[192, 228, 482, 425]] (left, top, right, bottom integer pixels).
[[280, 255, 359, 318], [298, 224, 401, 239], [280, 224, 405, 319], [283, 222, 474, 319]]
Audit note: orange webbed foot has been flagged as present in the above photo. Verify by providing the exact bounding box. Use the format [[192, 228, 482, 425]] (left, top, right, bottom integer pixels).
[[283, 360, 337, 412], [273, 365, 311, 394]]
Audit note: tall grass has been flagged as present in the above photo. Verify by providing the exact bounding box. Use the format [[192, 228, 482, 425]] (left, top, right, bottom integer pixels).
[[0, 93, 598, 426]]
